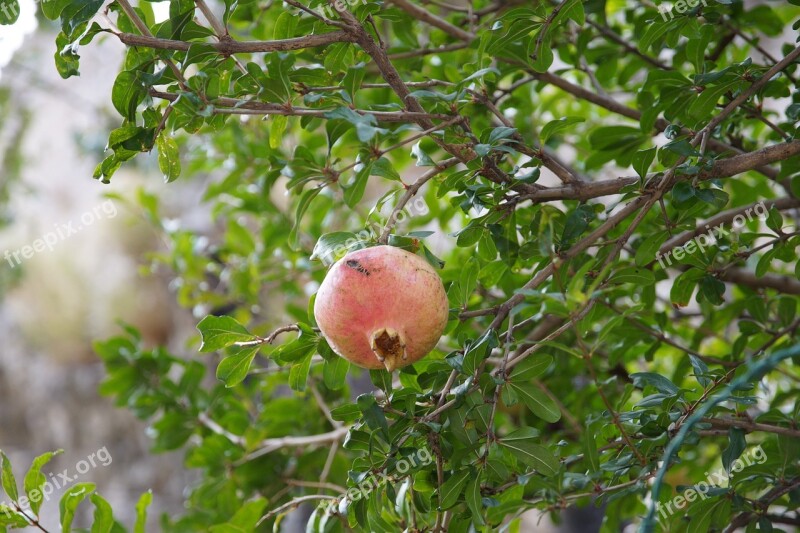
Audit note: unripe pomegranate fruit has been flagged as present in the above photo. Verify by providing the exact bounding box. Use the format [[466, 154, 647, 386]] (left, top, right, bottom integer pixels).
[[314, 245, 449, 371]]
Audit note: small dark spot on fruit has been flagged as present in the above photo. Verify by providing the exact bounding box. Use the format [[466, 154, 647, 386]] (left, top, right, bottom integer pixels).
[[346, 259, 370, 276]]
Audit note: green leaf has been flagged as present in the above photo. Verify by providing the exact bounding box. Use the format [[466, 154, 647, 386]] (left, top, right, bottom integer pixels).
[[41, 0, 69, 20], [288, 352, 313, 392], [60, 0, 104, 38], [275, 335, 316, 363], [670, 268, 704, 307], [509, 354, 554, 382], [324, 107, 386, 142], [216, 345, 260, 387], [756, 247, 777, 278], [560, 204, 595, 249], [507, 382, 561, 423], [343, 63, 366, 102], [24, 450, 63, 515], [411, 142, 436, 166], [635, 232, 669, 267], [0, 506, 29, 528], [371, 157, 402, 182], [688, 81, 740, 124], [269, 115, 288, 150], [330, 404, 361, 423], [540, 116, 584, 144], [369, 369, 393, 394], [356, 394, 389, 438], [197, 315, 254, 352], [60, 482, 96, 531], [439, 469, 470, 509], [90, 493, 114, 533], [530, 33, 554, 72], [0, 451, 18, 502], [289, 187, 322, 249], [463, 329, 499, 376], [465, 475, 485, 526], [344, 164, 371, 207], [632, 147, 657, 180], [630, 372, 680, 395], [459, 257, 479, 307], [688, 354, 711, 388], [311, 231, 363, 263], [638, 18, 679, 53], [610, 267, 655, 286], [156, 135, 181, 183], [721, 428, 746, 474], [499, 430, 559, 476], [273, 10, 298, 40], [134, 491, 152, 533], [323, 356, 350, 390], [55, 31, 81, 79], [583, 426, 599, 474], [766, 206, 783, 233], [112, 70, 148, 121], [210, 498, 267, 532]]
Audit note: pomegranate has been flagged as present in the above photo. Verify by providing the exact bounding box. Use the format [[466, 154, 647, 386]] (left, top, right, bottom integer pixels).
[[313, 245, 450, 371]]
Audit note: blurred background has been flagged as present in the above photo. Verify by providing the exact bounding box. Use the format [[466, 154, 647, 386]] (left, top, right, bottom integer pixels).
[[1, 1, 793, 531], [0, 0, 199, 526]]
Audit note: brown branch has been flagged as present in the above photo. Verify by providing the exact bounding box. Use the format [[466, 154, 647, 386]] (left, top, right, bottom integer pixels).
[[117, 30, 356, 53], [587, 19, 671, 70], [284, 479, 347, 493], [716, 269, 800, 295], [194, 0, 228, 37], [148, 89, 452, 122], [234, 426, 351, 465], [702, 417, 800, 438], [697, 140, 800, 179], [530, 71, 786, 184], [257, 495, 337, 526], [388, 43, 469, 60], [388, 0, 475, 41], [516, 140, 800, 205]]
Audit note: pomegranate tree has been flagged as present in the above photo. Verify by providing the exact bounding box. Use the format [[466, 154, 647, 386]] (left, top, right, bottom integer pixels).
[[313, 245, 450, 371]]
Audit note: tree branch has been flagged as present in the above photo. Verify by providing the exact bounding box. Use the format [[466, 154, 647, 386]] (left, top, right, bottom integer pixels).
[[148, 89, 452, 122], [716, 268, 800, 295], [388, 0, 475, 41], [234, 426, 350, 465], [117, 30, 356, 54], [702, 416, 800, 438]]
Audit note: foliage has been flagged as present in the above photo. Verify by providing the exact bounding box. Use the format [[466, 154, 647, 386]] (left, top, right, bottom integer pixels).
[[3, 0, 800, 531]]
